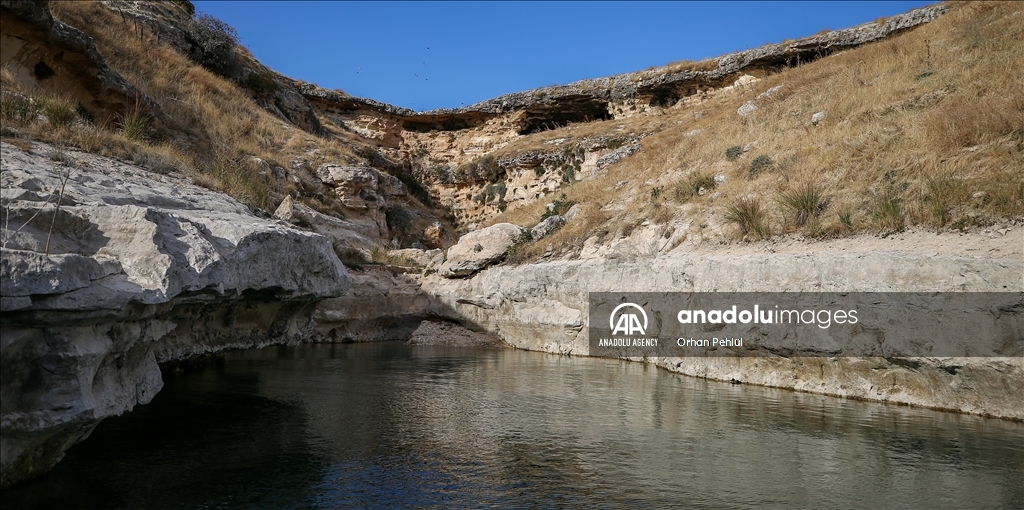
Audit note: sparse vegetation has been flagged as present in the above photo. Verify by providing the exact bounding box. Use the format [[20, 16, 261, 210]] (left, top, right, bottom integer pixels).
[[674, 172, 717, 201], [724, 197, 771, 240], [369, 245, 388, 264], [183, 13, 240, 78], [747, 155, 773, 178], [40, 95, 77, 128], [333, 242, 368, 270], [872, 187, 904, 231], [119, 94, 148, 140], [777, 184, 828, 227], [2, 0, 1019, 264]]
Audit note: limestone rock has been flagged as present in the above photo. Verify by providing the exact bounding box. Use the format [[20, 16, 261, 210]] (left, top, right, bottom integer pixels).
[[811, 111, 827, 125], [388, 248, 439, 267], [423, 221, 443, 249], [531, 215, 565, 240], [420, 233, 1023, 419], [0, 141, 350, 488], [273, 193, 383, 250], [312, 267, 429, 342], [438, 223, 523, 278], [564, 204, 582, 223], [596, 142, 641, 168]]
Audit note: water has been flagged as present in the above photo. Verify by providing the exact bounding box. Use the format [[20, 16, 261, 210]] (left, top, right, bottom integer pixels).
[[5, 343, 1023, 509]]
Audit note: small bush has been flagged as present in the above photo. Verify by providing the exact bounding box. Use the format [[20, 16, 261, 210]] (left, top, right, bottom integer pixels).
[[369, 245, 388, 264], [184, 13, 240, 78], [922, 174, 967, 227], [748, 155, 773, 178], [533, 165, 545, 177], [873, 187, 904, 231], [39, 96, 77, 128], [0, 93, 39, 122], [334, 242, 368, 270], [119, 95, 149, 140], [724, 197, 771, 239], [541, 193, 576, 220], [838, 207, 853, 229], [650, 186, 664, 201], [561, 165, 576, 184], [777, 184, 828, 226], [674, 172, 717, 201], [386, 203, 412, 237], [725, 145, 742, 160]]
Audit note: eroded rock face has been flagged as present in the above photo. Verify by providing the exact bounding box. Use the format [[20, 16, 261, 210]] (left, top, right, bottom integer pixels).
[[421, 241, 1024, 420], [438, 223, 523, 278], [0, 0, 165, 131], [0, 141, 351, 488], [312, 164, 406, 241], [311, 267, 428, 343]]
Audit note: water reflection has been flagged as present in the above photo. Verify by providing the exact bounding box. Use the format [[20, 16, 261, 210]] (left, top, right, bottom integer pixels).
[[5, 342, 1022, 508]]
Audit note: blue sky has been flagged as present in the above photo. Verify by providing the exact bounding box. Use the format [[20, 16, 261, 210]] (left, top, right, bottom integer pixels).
[[193, 1, 934, 111]]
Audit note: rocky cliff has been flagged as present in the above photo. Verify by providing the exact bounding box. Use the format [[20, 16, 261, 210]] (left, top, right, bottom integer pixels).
[[419, 227, 1024, 420], [0, 141, 351, 488]]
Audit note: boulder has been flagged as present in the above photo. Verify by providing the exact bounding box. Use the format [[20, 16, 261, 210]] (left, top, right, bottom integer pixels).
[[422, 221, 443, 249], [531, 215, 565, 240], [564, 204, 582, 222], [438, 223, 523, 278], [388, 248, 440, 267]]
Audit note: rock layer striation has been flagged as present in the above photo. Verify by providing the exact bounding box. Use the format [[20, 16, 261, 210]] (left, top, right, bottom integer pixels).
[[0, 142, 351, 488]]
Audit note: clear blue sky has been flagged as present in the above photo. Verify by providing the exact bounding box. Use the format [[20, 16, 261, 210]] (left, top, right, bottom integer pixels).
[[193, 1, 934, 111]]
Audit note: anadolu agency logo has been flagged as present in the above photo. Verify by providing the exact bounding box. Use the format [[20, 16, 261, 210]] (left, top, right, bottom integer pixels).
[[610, 302, 648, 335]]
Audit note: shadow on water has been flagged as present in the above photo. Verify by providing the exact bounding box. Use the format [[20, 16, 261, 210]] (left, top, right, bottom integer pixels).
[[3, 342, 1022, 509]]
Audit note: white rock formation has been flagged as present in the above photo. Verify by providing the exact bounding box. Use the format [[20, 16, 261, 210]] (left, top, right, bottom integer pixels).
[[438, 223, 523, 278], [0, 141, 351, 488], [421, 237, 1024, 419]]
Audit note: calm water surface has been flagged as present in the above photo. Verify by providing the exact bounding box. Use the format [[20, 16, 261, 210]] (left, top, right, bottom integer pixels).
[[5, 342, 1023, 509]]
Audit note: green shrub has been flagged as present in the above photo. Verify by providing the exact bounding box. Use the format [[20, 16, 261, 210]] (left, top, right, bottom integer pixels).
[[0, 93, 39, 122], [674, 172, 717, 201], [724, 197, 771, 239], [777, 184, 828, 226], [184, 13, 240, 78], [561, 165, 576, 184], [386, 203, 412, 237], [369, 245, 388, 264], [119, 96, 149, 140], [725, 145, 742, 160], [873, 188, 904, 230], [541, 193, 576, 221], [39, 96, 76, 128], [748, 155, 773, 178], [333, 242, 368, 270], [838, 207, 853, 229]]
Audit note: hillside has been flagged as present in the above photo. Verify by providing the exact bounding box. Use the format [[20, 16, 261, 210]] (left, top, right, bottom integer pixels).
[[3, 1, 1020, 264]]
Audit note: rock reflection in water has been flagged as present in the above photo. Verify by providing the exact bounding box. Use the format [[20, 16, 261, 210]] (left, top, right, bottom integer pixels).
[[5, 342, 1022, 509]]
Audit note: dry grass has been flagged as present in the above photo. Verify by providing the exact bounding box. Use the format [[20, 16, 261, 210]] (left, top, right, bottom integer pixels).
[[12, 1, 364, 213], [484, 1, 1023, 259]]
